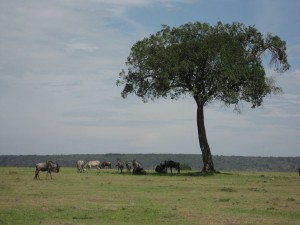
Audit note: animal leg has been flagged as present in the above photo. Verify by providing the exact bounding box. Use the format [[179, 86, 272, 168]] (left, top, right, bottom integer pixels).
[[46, 171, 53, 179], [34, 170, 39, 179]]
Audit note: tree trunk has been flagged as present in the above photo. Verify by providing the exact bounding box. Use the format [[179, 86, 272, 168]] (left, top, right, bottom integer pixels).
[[196, 101, 215, 173]]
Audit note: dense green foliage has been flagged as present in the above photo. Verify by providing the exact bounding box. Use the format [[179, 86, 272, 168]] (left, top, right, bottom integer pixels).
[[0, 168, 299, 225], [118, 22, 289, 107], [0, 154, 299, 172]]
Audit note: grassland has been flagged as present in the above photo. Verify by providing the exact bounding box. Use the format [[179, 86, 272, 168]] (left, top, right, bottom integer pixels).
[[0, 167, 299, 225]]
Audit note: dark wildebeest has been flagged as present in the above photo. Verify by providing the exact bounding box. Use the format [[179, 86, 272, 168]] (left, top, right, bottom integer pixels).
[[116, 160, 124, 173], [155, 164, 167, 174], [76, 160, 85, 173], [101, 161, 112, 169], [85, 160, 101, 170], [132, 165, 146, 175], [164, 160, 180, 174], [125, 161, 132, 173], [298, 166, 300, 175], [34, 161, 60, 179]]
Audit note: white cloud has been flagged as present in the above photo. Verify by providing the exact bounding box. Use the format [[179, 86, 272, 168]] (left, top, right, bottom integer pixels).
[[66, 43, 100, 53]]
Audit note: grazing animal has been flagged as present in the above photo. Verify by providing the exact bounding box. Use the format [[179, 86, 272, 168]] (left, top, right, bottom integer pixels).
[[34, 161, 60, 179], [164, 160, 180, 174], [125, 161, 132, 173], [132, 165, 146, 175], [101, 161, 112, 169], [116, 160, 124, 173], [298, 166, 300, 175], [132, 159, 141, 169], [76, 160, 85, 173], [155, 164, 167, 174], [131, 159, 145, 175], [85, 160, 101, 170]]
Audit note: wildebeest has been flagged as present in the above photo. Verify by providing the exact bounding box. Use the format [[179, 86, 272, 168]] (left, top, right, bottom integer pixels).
[[164, 160, 180, 174], [76, 160, 85, 173], [155, 164, 167, 174], [34, 161, 60, 179], [101, 161, 112, 169], [84, 160, 101, 170], [132, 165, 146, 175], [116, 160, 124, 173], [298, 166, 300, 175]]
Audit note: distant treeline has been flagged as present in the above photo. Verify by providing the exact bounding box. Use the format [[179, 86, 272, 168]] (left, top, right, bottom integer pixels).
[[0, 154, 299, 172]]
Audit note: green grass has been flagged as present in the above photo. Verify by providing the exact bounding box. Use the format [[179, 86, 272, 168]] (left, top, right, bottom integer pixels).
[[0, 167, 299, 225]]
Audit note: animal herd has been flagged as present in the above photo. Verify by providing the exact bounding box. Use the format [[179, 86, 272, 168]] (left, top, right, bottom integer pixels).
[[33, 161, 300, 179], [34, 159, 181, 179]]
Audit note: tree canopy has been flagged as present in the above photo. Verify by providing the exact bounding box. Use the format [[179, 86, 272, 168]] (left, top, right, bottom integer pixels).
[[117, 21, 290, 172], [118, 22, 289, 108]]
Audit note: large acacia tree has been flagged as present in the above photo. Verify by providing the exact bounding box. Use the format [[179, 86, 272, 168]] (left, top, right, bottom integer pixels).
[[117, 22, 289, 173]]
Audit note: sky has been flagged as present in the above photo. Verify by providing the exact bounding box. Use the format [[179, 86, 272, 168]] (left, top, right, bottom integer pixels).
[[0, 0, 299, 156]]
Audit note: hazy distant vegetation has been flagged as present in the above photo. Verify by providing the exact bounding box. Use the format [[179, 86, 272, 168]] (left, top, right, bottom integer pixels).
[[0, 154, 299, 172]]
